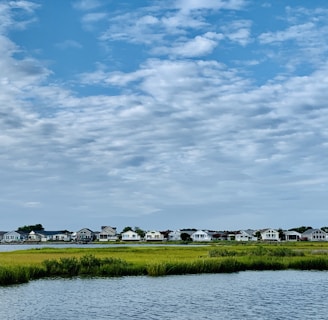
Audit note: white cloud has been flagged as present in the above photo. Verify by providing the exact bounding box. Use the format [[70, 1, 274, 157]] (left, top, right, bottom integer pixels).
[[2, 1, 328, 230], [259, 22, 316, 44], [220, 20, 252, 46], [55, 40, 82, 50], [82, 12, 107, 23], [0, 1, 39, 32], [72, 0, 102, 11], [153, 32, 223, 57], [175, 0, 246, 13]]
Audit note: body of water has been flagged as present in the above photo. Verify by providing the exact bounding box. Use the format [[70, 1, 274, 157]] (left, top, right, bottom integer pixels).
[[0, 243, 205, 252], [0, 270, 327, 319]]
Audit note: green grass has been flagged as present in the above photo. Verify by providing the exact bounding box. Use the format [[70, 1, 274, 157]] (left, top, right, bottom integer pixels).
[[1, 241, 328, 285]]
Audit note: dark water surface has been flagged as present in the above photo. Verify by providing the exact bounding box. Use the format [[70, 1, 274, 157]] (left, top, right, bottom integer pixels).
[[0, 271, 327, 319]]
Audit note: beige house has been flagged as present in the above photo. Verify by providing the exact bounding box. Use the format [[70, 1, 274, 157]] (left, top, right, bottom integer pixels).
[[145, 230, 164, 241], [98, 226, 118, 242]]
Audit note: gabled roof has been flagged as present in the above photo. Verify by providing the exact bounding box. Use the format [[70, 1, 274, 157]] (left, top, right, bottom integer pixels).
[[238, 229, 256, 237], [302, 228, 326, 235], [77, 228, 93, 233], [41, 231, 71, 236]]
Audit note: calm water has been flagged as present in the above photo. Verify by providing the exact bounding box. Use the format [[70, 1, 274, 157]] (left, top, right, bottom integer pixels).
[[0, 271, 327, 319], [0, 243, 204, 252]]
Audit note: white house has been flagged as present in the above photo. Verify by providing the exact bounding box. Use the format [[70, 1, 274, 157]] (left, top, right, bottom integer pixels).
[[235, 230, 257, 241], [168, 230, 182, 241], [27, 231, 43, 242], [191, 230, 212, 242], [144, 231, 164, 241], [260, 229, 280, 241], [98, 226, 118, 242], [28, 230, 72, 242], [48, 231, 72, 242], [3, 231, 27, 243], [283, 230, 301, 241], [301, 228, 327, 241], [121, 230, 141, 241]]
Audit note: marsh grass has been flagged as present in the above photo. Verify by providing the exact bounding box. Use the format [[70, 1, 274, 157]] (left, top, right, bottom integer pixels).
[[42, 254, 145, 277], [1, 242, 328, 285], [0, 266, 30, 285]]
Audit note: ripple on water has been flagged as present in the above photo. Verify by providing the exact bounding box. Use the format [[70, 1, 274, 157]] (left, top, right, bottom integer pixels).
[[0, 271, 328, 319]]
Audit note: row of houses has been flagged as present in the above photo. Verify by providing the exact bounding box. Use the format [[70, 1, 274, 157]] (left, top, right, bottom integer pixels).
[[1, 226, 328, 243]]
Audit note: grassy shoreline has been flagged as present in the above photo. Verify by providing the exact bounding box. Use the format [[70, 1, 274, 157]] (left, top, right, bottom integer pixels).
[[1, 242, 328, 286]]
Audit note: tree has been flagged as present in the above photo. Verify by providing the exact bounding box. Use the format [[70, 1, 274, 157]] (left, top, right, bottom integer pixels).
[[255, 231, 262, 240], [18, 224, 44, 233], [278, 228, 285, 241], [134, 227, 145, 238], [180, 233, 192, 242], [288, 226, 312, 234], [122, 226, 133, 233]]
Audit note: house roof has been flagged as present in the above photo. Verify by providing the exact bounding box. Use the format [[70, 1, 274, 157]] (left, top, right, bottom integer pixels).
[[302, 228, 326, 235]]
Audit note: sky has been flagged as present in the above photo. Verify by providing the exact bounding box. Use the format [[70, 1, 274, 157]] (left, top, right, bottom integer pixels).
[[1, 0, 328, 232]]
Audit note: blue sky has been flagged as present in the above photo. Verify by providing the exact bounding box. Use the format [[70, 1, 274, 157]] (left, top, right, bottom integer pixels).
[[1, 0, 328, 232]]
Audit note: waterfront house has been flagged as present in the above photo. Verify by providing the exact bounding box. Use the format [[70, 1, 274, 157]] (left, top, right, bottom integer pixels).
[[3, 230, 27, 243], [76, 228, 94, 242], [282, 230, 301, 241], [259, 228, 280, 241], [98, 226, 118, 242], [191, 230, 212, 242], [168, 230, 182, 241], [301, 228, 327, 241], [0, 231, 7, 242], [121, 230, 141, 241], [235, 230, 257, 241], [211, 231, 229, 241], [27, 230, 43, 242], [46, 231, 72, 242], [27, 230, 72, 242], [145, 230, 164, 241]]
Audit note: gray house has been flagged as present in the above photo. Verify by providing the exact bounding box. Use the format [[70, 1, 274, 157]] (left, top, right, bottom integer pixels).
[[76, 228, 94, 242], [0, 231, 7, 242], [3, 230, 27, 243]]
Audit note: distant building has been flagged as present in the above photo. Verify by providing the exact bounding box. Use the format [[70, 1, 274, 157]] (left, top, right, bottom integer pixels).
[[235, 230, 257, 241], [282, 230, 301, 241], [144, 231, 164, 241], [260, 228, 280, 241], [168, 230, 182, 241], [121, 230, 141, 241], [301, 228, 327, 241], [98, 226, 118, 242], [0, 231, 7, 242], [3, 230, 27, 243], [191, 230, 212, 242], [76, 228, 94, 242]]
